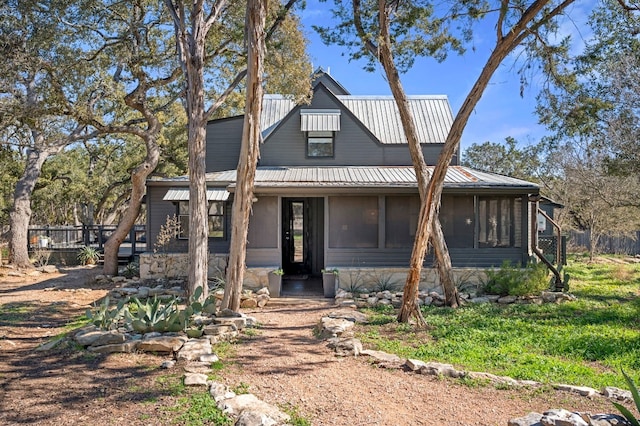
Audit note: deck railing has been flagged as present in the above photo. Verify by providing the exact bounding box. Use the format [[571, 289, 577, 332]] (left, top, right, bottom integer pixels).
[[27, 225, 146, 255]]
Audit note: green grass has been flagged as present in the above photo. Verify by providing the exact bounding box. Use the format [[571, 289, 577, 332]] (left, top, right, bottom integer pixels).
[[357, 255, 640, 390], [171, 392, 232, 426]]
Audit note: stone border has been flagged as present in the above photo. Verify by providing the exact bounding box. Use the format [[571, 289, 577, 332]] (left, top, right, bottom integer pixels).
[[315, 308, 634, 426]]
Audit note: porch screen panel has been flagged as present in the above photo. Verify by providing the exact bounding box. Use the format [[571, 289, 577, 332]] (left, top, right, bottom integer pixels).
[[329, 196, 378, 248], [247, 196, 278, 248], [385, 196, 420, 248], [478, 197, 521, 248], [440, 196, 474, 248]]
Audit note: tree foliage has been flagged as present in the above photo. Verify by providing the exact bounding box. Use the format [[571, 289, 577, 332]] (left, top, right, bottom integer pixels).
[[462, 137, 546, 182], [319, 0, 585, 323], [538, 0, 640, 176]]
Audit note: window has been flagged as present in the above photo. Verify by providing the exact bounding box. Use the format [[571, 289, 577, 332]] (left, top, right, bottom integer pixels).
[[178, 201, 226, 239], [307, 131, 334, 157], [247, 197, 278, 248], [385, 196, 420, 248], [440, 196, 474, 248], [329, 196, 378, 248], [478, 197, 521, 248]]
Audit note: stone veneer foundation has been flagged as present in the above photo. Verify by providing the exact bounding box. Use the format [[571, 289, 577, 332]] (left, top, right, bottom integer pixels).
[[139, 252, 489, 296]]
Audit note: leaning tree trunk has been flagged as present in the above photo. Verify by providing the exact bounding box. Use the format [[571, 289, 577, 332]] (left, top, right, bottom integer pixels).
[[432, 218, 461, 307], [373, 0, 460, 325], [222, 0, 266, 312], [397, 0, 553, 317], [9, 146, 53, 268], [102, 138, 160, 276], [102, 82, 163, 276]]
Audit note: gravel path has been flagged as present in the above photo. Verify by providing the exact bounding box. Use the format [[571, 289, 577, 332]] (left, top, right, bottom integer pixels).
[[221, 299, 617, 426]]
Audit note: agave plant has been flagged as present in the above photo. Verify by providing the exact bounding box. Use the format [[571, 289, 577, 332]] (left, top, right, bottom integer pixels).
[[613, 369, 640, 426], [86, 297, 129, 330], [128, 295, 183, 333]]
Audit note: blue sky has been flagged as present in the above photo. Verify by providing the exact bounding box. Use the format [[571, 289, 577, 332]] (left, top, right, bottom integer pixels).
[[299, 0, 593, 153]]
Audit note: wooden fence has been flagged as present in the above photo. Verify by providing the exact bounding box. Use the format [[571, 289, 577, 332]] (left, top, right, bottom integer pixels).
[[569, 230, 640, 255]]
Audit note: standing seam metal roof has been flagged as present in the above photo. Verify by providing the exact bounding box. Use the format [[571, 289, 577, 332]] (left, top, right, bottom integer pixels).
[[196, 166, 538, 189], [259, 94, 453, 145]]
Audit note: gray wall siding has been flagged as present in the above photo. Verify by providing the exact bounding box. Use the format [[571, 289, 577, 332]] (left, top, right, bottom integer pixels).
[[206, 116, 243, 172], [146, 185, 232, 254], [383, 145, 444, 166], [147, 186, 188, 252], [260, 89, 385, 166], [325, 248, 525, 268]]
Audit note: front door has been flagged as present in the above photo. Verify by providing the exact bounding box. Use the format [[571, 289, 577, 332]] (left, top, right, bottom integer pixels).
[[282, 198, 324, 275]]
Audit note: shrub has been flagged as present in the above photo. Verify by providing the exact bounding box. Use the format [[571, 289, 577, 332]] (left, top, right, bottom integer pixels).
[[483, 260, 550, 296]]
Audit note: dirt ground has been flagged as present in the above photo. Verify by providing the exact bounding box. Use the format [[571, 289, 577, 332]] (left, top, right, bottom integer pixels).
[[0, 266, 625, 425]]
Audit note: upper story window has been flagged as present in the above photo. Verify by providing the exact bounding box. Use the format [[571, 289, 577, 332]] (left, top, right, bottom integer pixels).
[[307, 131, 334, 157], [300, 109, 340, 158]]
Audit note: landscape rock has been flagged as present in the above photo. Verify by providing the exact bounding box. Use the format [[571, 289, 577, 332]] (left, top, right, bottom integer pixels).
[[498, 295, 518, 304], [508, 412, 543, 426], [235, 410, 278, 426], [214, 316, 247, 329], [183, 372, 209, 386], [256, 294, 270, 308], [138, 336, 186, 353], [160, 360, 176, 369], [75, 330, 126, 347], [326, 337, 363, 356], [209, 381, 236, 403], [360, 349, 404, 367], [218, 393, 290, 425], [41, 265, 58, 274], [240, 298, 258, 309], [317, 317, 355, 338], [176, 338, 212, 361], [200, 354, 220, 363], [203, 324, 237, 336], [553, 384, 599, 398], [87, 341, 139, 354], [507, 410, 629, 426], [540, 408, 589, 426], [327, 309, 369, 323], [602, 386, 633, 402]]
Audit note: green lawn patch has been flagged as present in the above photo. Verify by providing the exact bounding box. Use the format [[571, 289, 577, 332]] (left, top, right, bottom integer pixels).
[[357, 256, 640, 389]]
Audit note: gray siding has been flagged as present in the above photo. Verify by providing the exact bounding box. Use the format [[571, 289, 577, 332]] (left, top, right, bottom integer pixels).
[[246, 196, 280, 266], [260, 88, 385, 166], [147, 185, 188, 252], [383, 145, 446, 166], [206, 116, 243, 172], [325, 248, 526, 268], [146, 184, 232, 254]]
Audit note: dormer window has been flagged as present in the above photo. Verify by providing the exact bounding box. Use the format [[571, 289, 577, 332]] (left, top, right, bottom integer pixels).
[[300, 109, 340, 158]]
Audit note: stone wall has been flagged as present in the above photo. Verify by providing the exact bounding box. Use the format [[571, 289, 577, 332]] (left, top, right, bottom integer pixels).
[[332, 266, 487, 296], [139, 252, 229, 281], [140, 254, 489, 296]]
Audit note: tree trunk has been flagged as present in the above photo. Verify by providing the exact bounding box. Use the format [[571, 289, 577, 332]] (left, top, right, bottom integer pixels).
[[432, 217, 460, 308], [186, 83, 209, 301], [399, 22, 538, 319], [103, 137, 160, 276], [222, 0, 266, 312], [9, 147, 52, 268], [373, 0, 460, 324]]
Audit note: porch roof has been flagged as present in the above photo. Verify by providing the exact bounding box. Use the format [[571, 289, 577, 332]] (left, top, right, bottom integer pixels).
[[163, 188, 230, 201], [196, 166, 538, 191]]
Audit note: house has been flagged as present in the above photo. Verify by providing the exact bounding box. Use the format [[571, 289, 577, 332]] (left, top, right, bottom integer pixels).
[[140, 70, 542, 295]]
